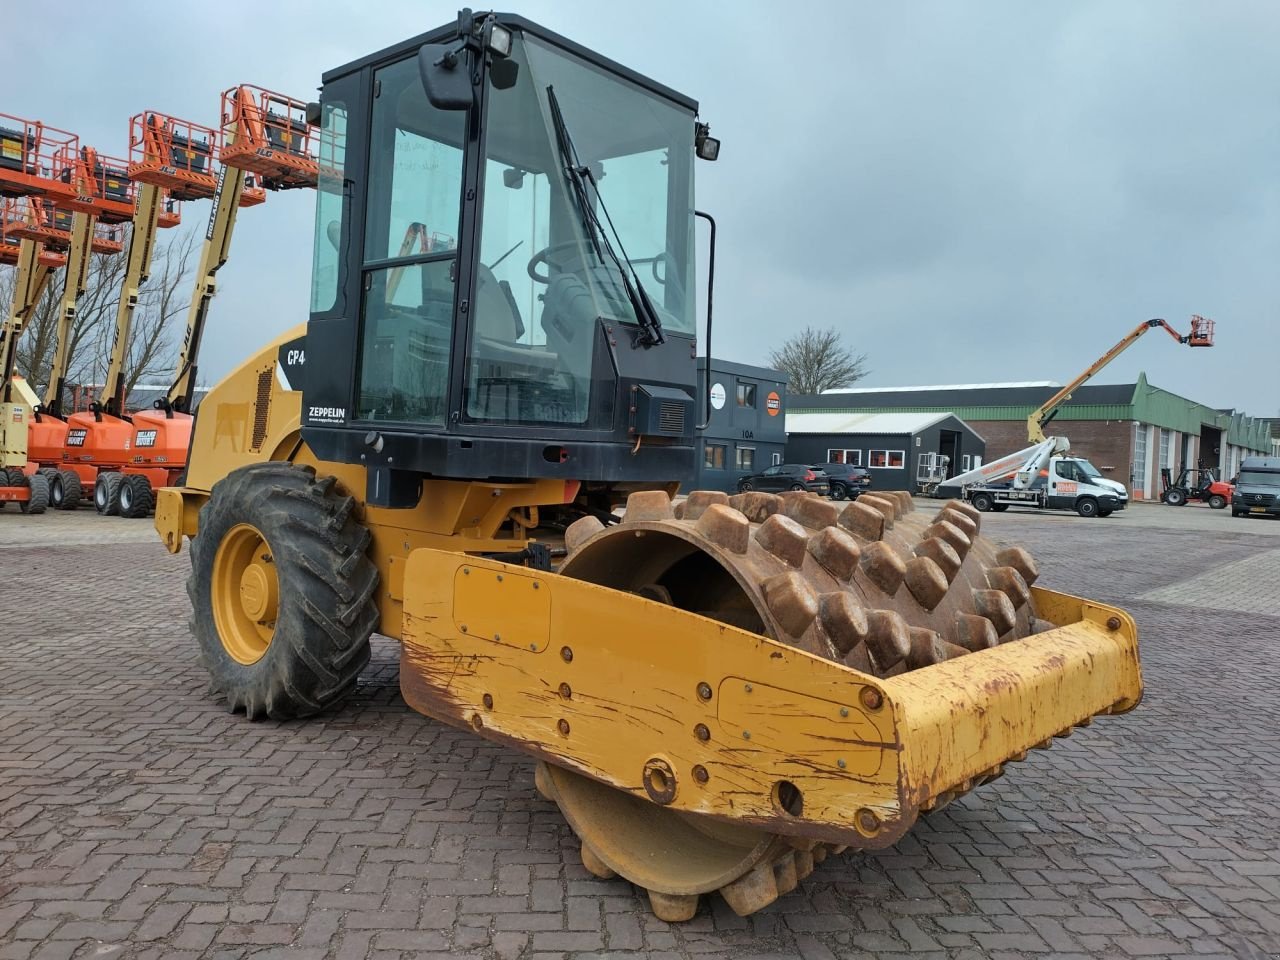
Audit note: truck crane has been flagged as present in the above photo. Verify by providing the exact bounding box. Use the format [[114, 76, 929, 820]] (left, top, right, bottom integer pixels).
[[111, 88, 315, 519], [934, 435, 1127, 517], [0, 114, 86, 512], [1027, 315, 1215, 444]]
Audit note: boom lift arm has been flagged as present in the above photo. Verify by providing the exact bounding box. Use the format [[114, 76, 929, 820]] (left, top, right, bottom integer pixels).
[[1027, 315, 1215, 443], [39, 210, 97, 415]]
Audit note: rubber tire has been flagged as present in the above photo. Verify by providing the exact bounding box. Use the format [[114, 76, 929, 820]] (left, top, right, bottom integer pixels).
[[95, 473, 123, 515], [1076, 497, 1100, 518], [829, 483, 848, 501], [19, 472, 49, 514], [992, 504, 1009, 512], [738, 480, 753, 492], [36, 467, 58, 484], [119, 475, 154, 518], [1098, 509, 1113, 517], [1163, 488, 1187, 506], [52, 471, 82, 510], [1209, 494, 1227, 510], [189, 462, 379, 720], [789, 483, 806, 491], [5, 468, 26, 487], [971, 493, 994, 512]]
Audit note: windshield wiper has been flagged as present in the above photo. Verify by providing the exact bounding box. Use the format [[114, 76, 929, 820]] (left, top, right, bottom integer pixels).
[[546, 85, 665, 347]]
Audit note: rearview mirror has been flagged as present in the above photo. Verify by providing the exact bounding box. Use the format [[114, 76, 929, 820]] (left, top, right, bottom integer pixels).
[[418, 43, 472, 111]]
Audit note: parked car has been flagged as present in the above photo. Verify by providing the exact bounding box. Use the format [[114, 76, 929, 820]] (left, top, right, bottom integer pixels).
[[818, 462, 872, 500], [1231, 456, 1280, 519], [737, 464, 830, 495]]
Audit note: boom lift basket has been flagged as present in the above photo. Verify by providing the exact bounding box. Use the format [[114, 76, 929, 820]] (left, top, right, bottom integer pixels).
[[157, 194, 182, 229], [55, 146, 136, 223], [0, 113, 79, 202], [219, 85, 319, 189], [7, 198, 71, 248], [0, 200, 65, 267], [1187, 314, 1214, 347], [128, 113, 220, 201]]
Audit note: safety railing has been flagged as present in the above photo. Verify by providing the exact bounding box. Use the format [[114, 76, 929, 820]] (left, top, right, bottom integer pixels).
[[128, 112, 220, 201], [0, 112, 80, 202], [219, 85, 318, 189]]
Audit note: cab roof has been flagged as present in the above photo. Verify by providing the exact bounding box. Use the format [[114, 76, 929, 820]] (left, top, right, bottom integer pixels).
[[321, 13, 699, 114]]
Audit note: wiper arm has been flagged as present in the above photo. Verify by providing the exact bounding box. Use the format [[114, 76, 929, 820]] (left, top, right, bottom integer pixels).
[[545, 85, 665, 346]]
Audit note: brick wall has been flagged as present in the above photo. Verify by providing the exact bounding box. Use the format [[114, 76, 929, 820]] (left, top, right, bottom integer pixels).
[[967, 419, 1135, 490]]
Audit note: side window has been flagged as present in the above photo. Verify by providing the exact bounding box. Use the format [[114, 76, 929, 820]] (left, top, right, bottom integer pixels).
[[356, 58, 466, 424], [704, 443, 725, 469], [827, 449, 845, 463], [310, 101, 347, 314], [736, 447, 755, 471], [763, 465, 780, 476], [771, 452, 782, 466], [736, 382, 757, 408], [1055, 461, 1075, 481]]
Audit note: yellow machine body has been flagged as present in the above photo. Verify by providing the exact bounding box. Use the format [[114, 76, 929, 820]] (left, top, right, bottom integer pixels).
[[156, 329, 1142, 866]]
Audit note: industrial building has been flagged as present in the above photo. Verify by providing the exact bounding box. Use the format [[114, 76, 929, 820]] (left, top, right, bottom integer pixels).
[[785, 411, 986, 493], [692, 358, 788, 493], [788, 374, 1272, 500]]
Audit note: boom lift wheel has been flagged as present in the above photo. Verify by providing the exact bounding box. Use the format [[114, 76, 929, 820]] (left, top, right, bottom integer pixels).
[[1162, 488, 1187, 506], [51, 471, 82, 510], [19, 473, 49, 514], [118, 475, 154, 518], [95, 473, 123, 515], [188, 462, 379, 719]]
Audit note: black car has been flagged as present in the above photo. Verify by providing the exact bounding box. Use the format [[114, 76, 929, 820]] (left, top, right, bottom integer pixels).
[[817, 462, 872, 501], [737, 463, 830, 495]]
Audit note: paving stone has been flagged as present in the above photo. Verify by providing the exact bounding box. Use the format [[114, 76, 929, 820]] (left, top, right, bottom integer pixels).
[[0, 507, 1278, 959]]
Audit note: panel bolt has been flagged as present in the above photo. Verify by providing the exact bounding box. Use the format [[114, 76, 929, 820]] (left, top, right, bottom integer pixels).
[[856, 807, 880, 835], [559, 682, 572, 699], [860, 687, 884, 711], [837, 758, 847, 769], [532, 581, 540, 590], [482, 693, 493, 709], [697, 682, 713, 701], [460, 625, 468, 634], [742, 730, 751, 740], [1106, 616, 1122, 631], [693, 764, 709, 784], [496, 574, 504, 582], [494, 633, 501, 642], [744, 683, 753, 693], [557, 719, 570, 736], [561, 646, 573, 662], [463, 567, 470, 575], [694, 723, 710, 741], [839, 707, 850, 718]]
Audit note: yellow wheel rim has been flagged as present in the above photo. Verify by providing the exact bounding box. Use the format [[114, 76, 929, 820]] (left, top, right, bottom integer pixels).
[[211, 523, 280, 665]]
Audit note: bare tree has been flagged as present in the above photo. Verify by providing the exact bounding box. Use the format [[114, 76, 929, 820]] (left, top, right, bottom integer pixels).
[[20, 225, 199, 407], [768, 326, 869, 395]]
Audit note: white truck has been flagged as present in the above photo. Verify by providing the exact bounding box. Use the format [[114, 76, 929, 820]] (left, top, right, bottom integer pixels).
[[935, 436, 1128, 518]]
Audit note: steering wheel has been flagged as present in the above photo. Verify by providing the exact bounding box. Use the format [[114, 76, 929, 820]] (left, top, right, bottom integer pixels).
[[527, 240, 592, 284]]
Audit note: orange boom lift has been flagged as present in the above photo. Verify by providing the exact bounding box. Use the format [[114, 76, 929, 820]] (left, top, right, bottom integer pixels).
[[0, 114, 83, 512], [112, 86, 317, 518], [20, 135, 164, 508]]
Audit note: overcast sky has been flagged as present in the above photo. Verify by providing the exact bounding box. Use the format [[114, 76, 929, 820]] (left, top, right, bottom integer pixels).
[[9, 1, 1278, 414]]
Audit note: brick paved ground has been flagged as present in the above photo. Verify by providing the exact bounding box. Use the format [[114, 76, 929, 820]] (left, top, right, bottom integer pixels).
[[2, 506, 1279, 960]]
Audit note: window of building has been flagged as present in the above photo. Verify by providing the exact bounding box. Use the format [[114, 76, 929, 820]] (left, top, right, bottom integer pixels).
[[736, 382, 757, 408], [1159, 428, 1172, 469], [704, 443, 726, 470], [961, 454, 972, 471], [771, 452, 782, 466], [736, 447, 755, 470], [869, 450, 905, 469], [826, 448, 862, 465], [1132, 423, 1149, 491]]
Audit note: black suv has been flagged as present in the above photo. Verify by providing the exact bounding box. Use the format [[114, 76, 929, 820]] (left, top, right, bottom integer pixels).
[[1231, 456, 1280, 518], [737, 464, 830, 495], [818, 463, 872, 501]]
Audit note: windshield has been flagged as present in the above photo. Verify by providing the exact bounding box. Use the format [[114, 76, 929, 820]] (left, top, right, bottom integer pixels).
[[1077, 460, 1103, 479], [465, 32, 696, 426], [1239, 470, 1280, 486]]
